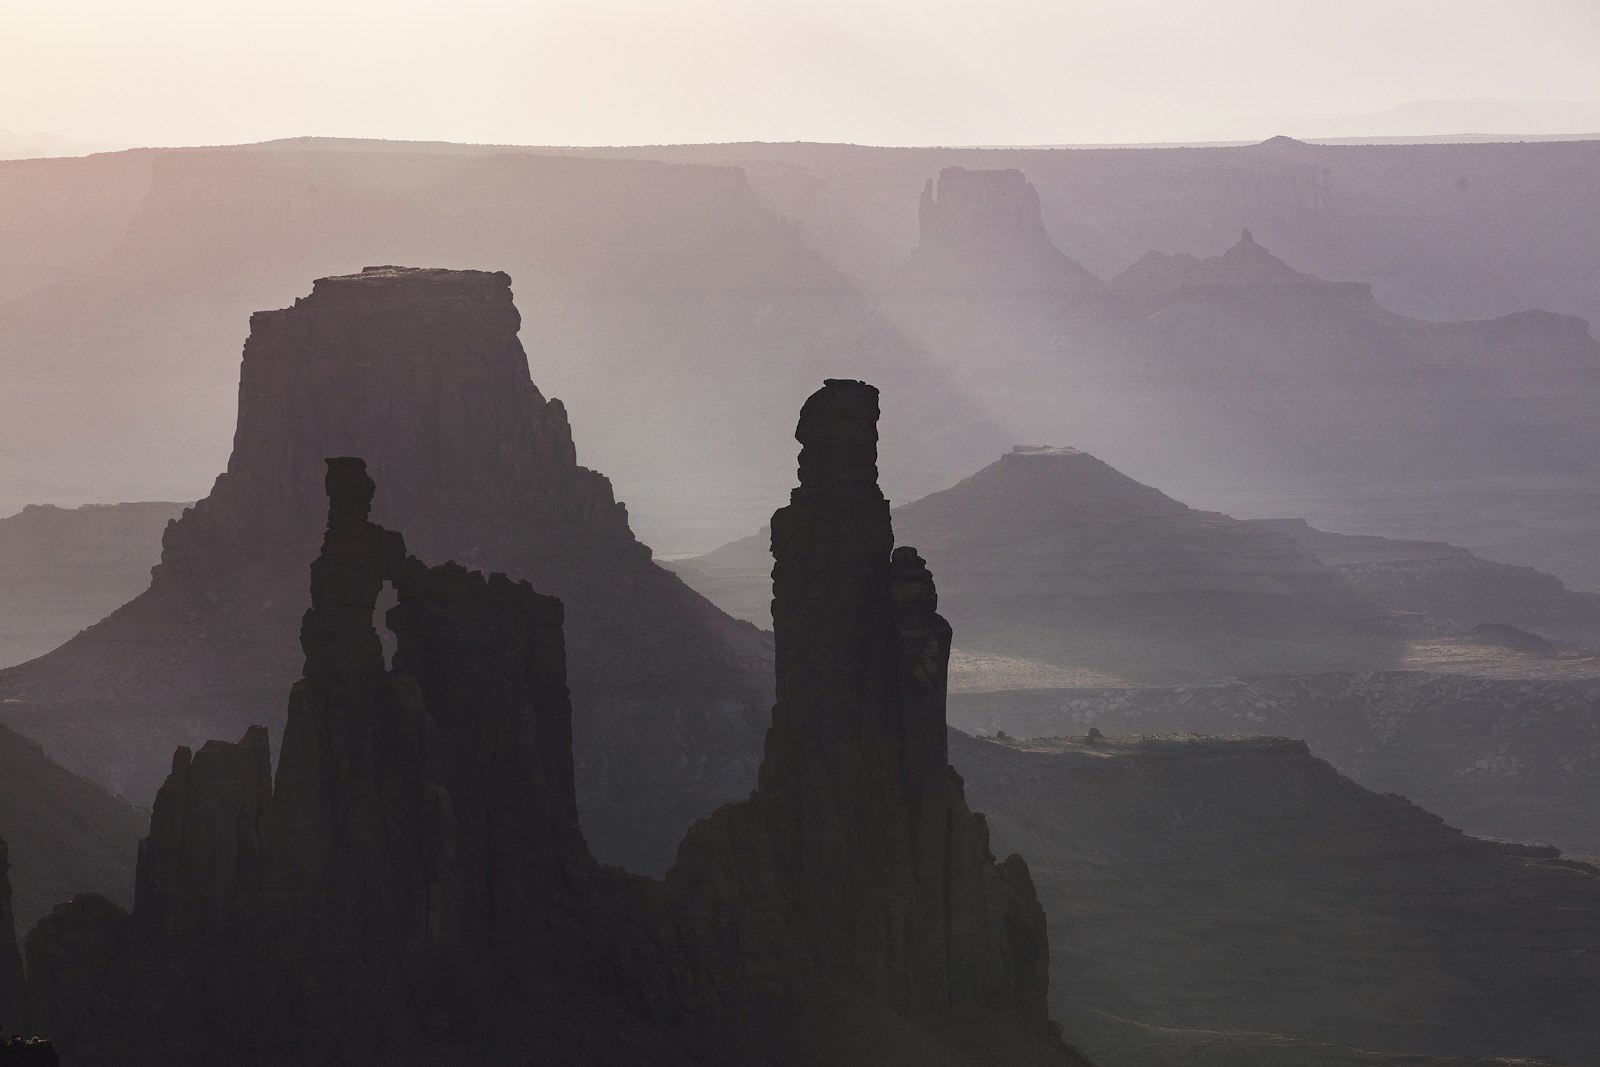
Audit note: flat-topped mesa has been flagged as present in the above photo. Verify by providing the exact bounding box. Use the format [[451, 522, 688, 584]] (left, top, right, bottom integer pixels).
[[919, 168, 1052, 253], [901, 168, 1102, 292], [162, 265, 626, 580], [4, 263, 771, 879]]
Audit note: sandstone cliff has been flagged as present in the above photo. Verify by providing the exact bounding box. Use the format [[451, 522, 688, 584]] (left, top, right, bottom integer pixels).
[[22, 410, 1079, 1064], [0, 267, 772, 876], [25, 458, 600, 1062], [668, 382, 1052, 1031]]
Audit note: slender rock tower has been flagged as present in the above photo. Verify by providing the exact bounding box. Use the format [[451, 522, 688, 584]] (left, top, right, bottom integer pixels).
[[681, 379, 1052, 1028]]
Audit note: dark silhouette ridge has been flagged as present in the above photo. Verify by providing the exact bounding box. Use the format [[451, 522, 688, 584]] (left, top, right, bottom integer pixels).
[[21, 406, 1079, 1064], [0, 266, 773, 877]]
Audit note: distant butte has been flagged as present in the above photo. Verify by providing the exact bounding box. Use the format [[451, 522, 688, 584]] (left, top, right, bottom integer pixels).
[[898, 167, 1103, 292]]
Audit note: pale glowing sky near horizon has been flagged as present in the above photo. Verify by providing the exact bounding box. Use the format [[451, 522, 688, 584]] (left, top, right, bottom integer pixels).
[[3, 0, 1600, 147]]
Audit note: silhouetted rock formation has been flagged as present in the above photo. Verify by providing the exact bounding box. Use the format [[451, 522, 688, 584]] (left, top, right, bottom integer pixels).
[[25, 458, 601, 1062], [0, 726, 143, 934], [900, 168, 1102, 291], [24, 437, 1076, 1064], [672, 382, 1051, 1028], [0, 837, 22, 1029], [0, 266, 771, 876]]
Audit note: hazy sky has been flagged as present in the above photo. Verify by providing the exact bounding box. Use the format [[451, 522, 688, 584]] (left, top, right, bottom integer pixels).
[[4, 0, 1600, 147]]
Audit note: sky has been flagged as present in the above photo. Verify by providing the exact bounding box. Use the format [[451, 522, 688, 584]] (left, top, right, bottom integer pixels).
[[3, 0, 1600, 147]]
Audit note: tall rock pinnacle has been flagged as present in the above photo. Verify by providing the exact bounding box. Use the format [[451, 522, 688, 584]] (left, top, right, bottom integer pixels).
[[682, 379, 1052, 1027], [22, 441, 1077, 1064]]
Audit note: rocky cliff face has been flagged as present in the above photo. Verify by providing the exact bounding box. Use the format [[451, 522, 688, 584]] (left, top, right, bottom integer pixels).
[[25, 458, 601, 1062], [22, 412, 1076, 1064], [0, 267, 771, 875], [899, 168, 1103, 292]]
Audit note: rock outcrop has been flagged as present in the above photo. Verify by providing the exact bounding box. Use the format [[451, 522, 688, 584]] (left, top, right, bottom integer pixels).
[[23, 405, 1076, 1064], [0, 267, 771, 876], [24, 458, 596, 1061], [0, 836, 22, 1031], [899, 168, 1103, 291], [670, 382, 1052, 1030], [955, 730, 1600, 1066]]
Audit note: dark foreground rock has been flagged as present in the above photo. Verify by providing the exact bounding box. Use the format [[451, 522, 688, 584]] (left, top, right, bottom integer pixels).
[[0, 267, 771, 877], [0, 836, 22, 1029], [954, 730, 1600, 1066], [22, 399, 1081, 1065]]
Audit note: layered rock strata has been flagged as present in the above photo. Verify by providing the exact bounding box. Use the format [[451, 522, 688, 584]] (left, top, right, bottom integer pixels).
[[24, 420, 1071, 1063]]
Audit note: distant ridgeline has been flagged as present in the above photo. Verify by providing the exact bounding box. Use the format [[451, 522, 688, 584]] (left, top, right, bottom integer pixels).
[[16, 386, 1083, 1065]]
